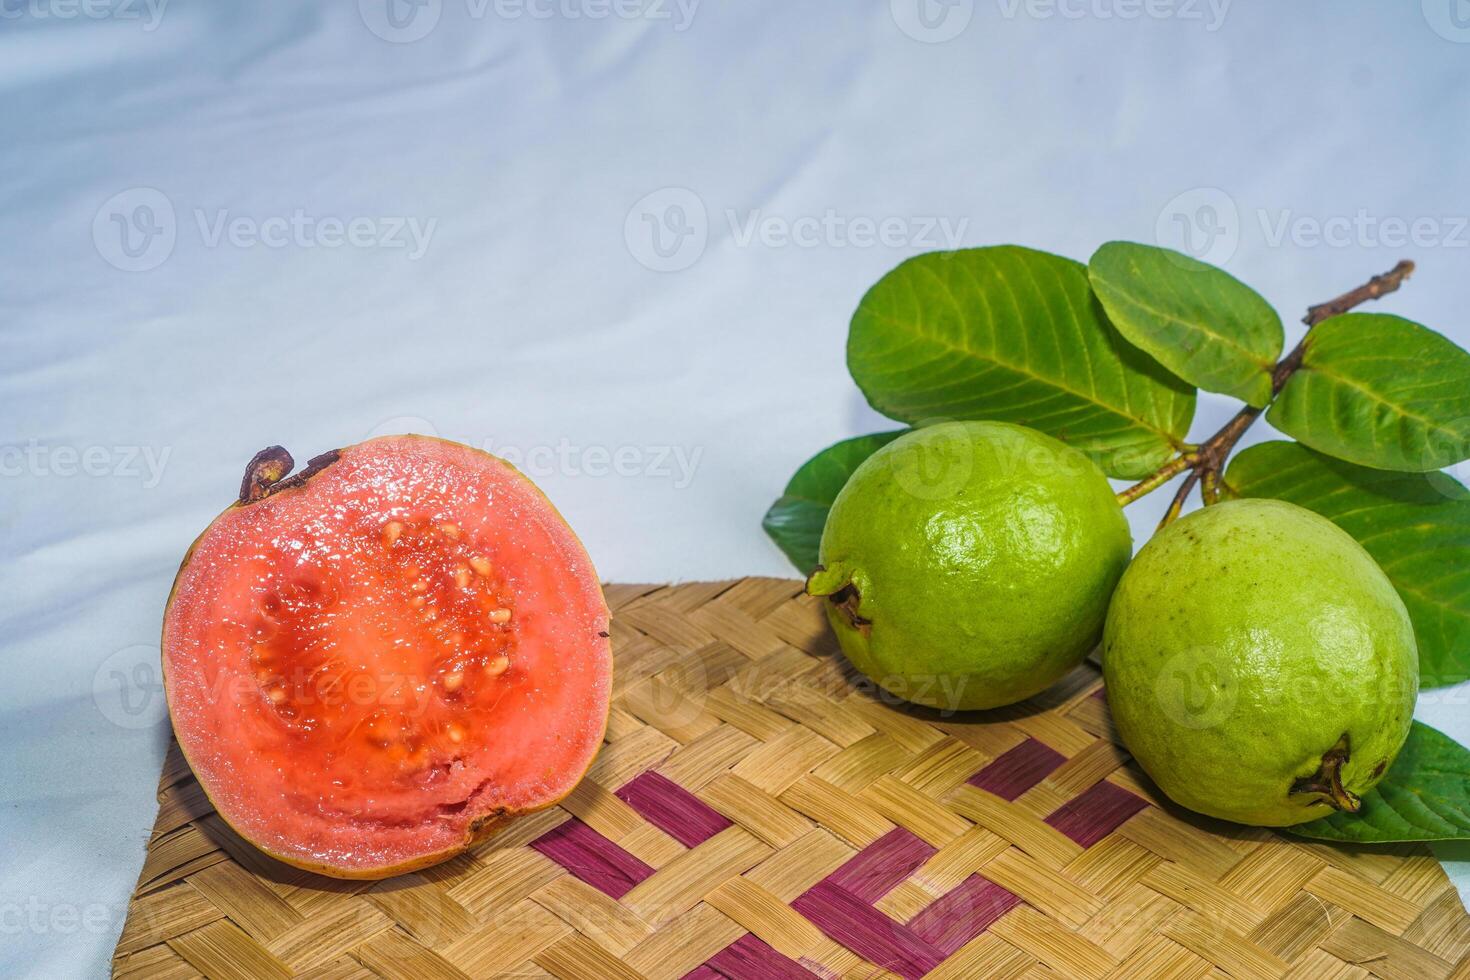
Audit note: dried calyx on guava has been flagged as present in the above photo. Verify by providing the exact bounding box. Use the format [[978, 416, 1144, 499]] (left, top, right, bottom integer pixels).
[[808, 420, 1132, 711], [161, 435, 611, 879], [1103, 498, 1417, 827]]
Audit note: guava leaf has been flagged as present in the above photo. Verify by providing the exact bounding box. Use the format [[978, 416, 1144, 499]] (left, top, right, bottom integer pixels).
[[1289, 722, 1470, 843], [1267, 313, 1470, 472], [1087, 241, 1282, 408], [763, 431, 904, 575], [1224, 441, 1470, 688], [847, 246, 1196, 479]]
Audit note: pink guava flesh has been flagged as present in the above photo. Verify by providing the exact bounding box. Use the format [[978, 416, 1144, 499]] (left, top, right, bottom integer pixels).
[[162, 436, 611, 877]]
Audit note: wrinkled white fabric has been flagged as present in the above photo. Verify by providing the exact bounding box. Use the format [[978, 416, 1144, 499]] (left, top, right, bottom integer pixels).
[[2, 2, 1468, 975]]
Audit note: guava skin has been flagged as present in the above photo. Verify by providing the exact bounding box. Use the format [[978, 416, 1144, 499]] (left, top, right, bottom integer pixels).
[[1103, 498, 1417, 828], [808, 421, 1132, 711]]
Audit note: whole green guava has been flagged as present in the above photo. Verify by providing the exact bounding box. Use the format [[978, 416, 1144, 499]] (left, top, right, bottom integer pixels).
[[808, 421, 1132, 711], [1103, 498, 1417, 827]]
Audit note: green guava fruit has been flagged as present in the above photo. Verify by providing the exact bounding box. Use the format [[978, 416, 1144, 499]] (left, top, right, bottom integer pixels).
[[1103, 497, 1417, 827], [807, 421, 1132, 711]]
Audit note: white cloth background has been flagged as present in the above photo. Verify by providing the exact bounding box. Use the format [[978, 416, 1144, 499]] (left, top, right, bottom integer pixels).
[[3, 1, 1470, 975]]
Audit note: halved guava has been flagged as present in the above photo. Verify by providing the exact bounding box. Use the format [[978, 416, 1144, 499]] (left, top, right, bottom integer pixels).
[[161, 435, 611, 879]]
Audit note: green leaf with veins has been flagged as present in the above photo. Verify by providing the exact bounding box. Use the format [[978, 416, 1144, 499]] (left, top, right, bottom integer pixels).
[[1088, 242, 1282, 407], [847, 246, 1195, 479], [1289, 722, 1470, 842], [1226, 441, 1470, 688], [1267, 313, 1470, 472], [762, 431, 904, 575]]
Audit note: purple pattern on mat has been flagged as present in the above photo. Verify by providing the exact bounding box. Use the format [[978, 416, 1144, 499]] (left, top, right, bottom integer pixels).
[[908, 874, 1021, 955], [967, 738, 1066, 801], [823, 827, 936, 904], [1046, 780, 1149, 847], [681, 968, 724, 980], [530, 818, 654, 899], [615, 770, 733, 849], [792, 881, 944, 980], [701, 934, 822, 979]]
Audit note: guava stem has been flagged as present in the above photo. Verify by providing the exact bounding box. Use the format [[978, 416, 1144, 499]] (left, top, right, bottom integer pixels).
[[238, 446, 342, 505], [805, 564, 845, 598], [240, 446, 295, 504], [1157, 469, 1201, 530], [1304, 259, 1417, 327], [1120, 260, 1416, 520], [806, 565, 871, 633], [1115, 454, 1194, 507], [1290, 733, 1362, 814]]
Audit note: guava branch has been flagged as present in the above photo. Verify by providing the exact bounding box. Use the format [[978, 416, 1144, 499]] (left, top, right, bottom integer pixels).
[[1115, 454, 1194, 506], [1304, 259, 1417, 328], [1116, 259, 1416, 518], [1157, 468, 1201, 529]]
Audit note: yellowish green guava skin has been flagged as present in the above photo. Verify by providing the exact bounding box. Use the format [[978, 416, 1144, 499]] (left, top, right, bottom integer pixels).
[[809, 421, 1132, 711], [1103, 498, 1417, 827]]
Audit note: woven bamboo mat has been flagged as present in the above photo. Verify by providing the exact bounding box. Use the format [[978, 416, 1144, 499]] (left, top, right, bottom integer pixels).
[[114, 578, 1470, 979]]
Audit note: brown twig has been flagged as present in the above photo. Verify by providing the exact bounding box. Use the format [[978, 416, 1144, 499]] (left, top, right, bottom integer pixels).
[[1115, 454, 1194, 506], [1120, 259, 1416, 525], [1304, 259, 1415, 327], [1158, 468, 1201, 531]]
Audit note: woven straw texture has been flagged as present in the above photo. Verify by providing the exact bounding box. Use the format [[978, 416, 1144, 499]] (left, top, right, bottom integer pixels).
[[114, 578, 1470, 979]]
